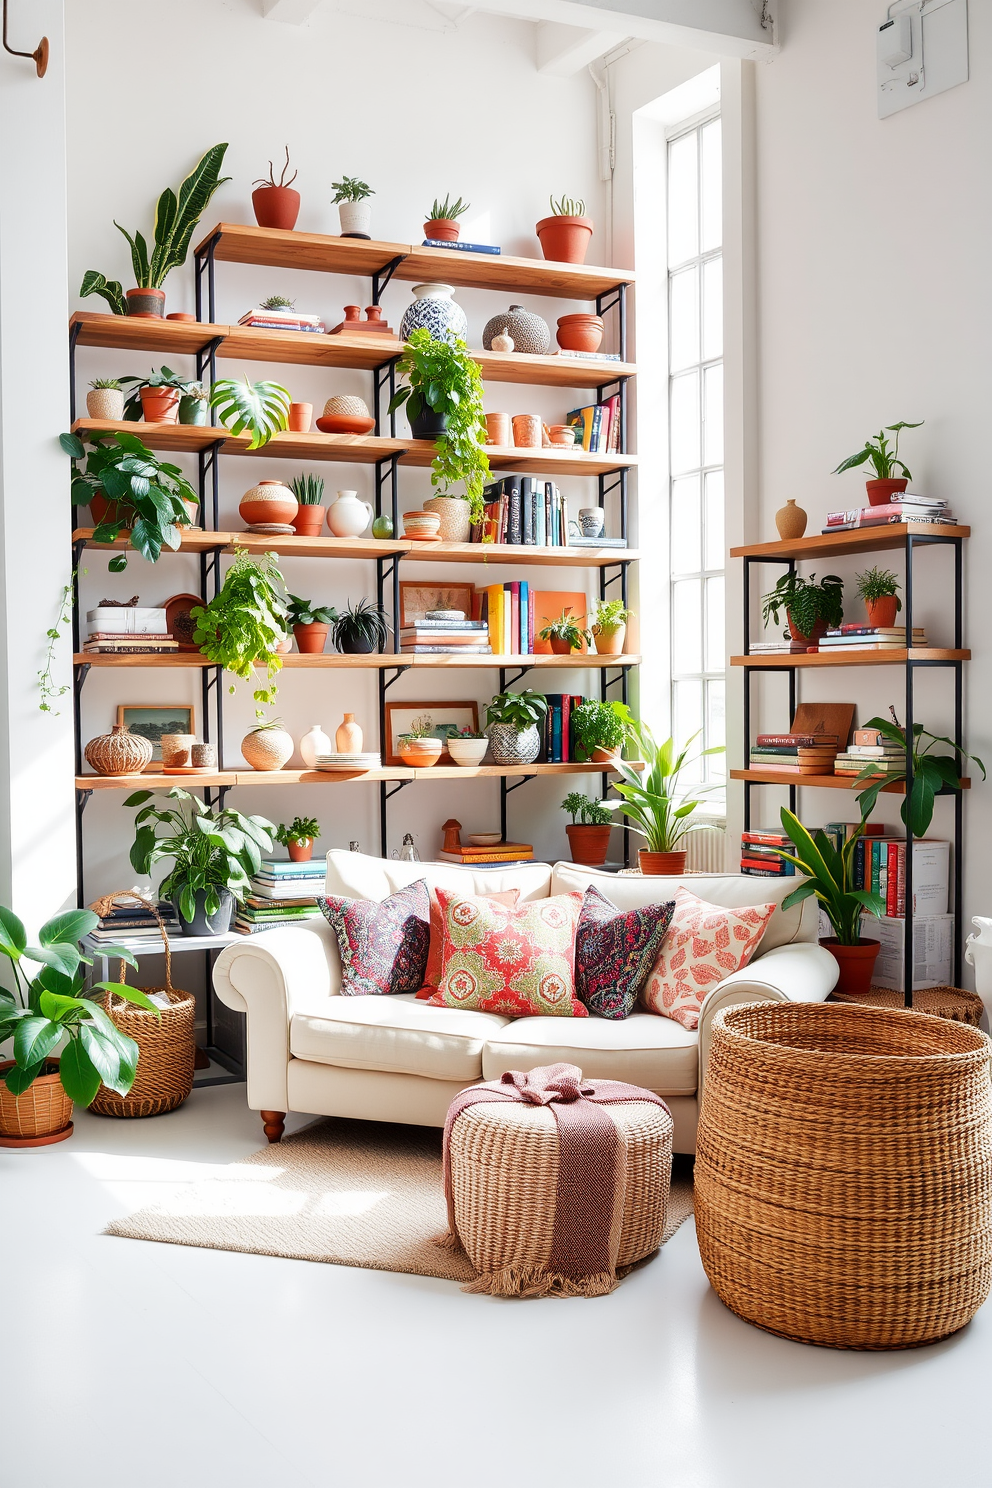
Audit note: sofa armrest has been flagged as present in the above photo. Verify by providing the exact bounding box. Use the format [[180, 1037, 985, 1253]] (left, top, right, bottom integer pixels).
[[697, 941, 839, 1094], [212, 925, 339, 1112]]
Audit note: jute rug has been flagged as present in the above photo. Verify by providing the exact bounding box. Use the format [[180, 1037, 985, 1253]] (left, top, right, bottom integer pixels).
[[106, 1117, 694, 1286]]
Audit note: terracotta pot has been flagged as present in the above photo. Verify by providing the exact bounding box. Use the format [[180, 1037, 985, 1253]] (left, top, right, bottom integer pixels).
[[294, 622, 329, 654], [591, 747, 621, 764], [252, 185, 301, 231], [786, 611, 827, 648], [424, 218, 460, 241], [822, 938, 881, 999], [166, 312, 196, 322], [402, 511, 442, 540], [548, 424, 577, 448], [140, 386, 180, 423], [336, 713, 363, 752], [512, 414, 543, 449], [566, 823, 613, 867], [239, 479, 298, 527], [0, 1060, 73, 1147], [424, 495, 471, 542], [593, 624, 625, 656], [86, 387, 125, 422], [866, 595, 899, 629], [292, 505, 325, 537], [289, 402, 312, 432], [484, 412, 511, 446], [638, 850, 687, 876], [288, 839, 314, 862], [398, 738, 443, 768], [126, 287, 165, 319], [536, 215, 594, 264], [556, 314, 604, 353], [775, 499, 808, 539], [550, 635, 577, 655], [865, 477, 908, 507], [84, 723, 154, 776], [89, 491, 129, 528], [241, 725, 294, 771]]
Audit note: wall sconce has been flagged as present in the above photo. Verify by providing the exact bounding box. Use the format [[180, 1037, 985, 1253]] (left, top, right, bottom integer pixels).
[[3, 0, 48, 78]]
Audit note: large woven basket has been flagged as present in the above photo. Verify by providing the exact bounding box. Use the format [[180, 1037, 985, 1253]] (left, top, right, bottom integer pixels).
[[695, 1001, 992, 1350], [88, 894, 195, 1119]]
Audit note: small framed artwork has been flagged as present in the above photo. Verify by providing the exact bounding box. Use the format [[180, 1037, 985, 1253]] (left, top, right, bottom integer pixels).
[[399, 581, 475, 629], [384, 700, 479, 766], [117, 704, 196, 766]]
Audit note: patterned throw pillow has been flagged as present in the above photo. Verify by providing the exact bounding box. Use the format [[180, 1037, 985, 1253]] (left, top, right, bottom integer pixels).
[[429, 889, 586, 1018], [416, 886, 520, 999], [642, 885, 775, 1030], [318, 878, 431, 997], [575, 885, 675, 1020]]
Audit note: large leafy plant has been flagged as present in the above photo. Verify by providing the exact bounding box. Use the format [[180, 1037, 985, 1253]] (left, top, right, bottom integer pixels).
[[60, 429, 197, 569], [210, 378, 292, 450], [833, 421, 923, 481], [79, 144, 230, 314], [0, 904, 157, 1107], [607, 723, 722, 852], [127, 788, 275, 920], [770, 809, 884, 944], [855, 714, 986, 837], [761, 571, 844, 637], [389, 330, 490, 524], [191, 549, 289, 706], [118, 364, 194, 420]]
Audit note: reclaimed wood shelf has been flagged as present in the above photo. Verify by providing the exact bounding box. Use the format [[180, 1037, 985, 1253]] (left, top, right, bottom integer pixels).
[[76, 760, 643, 791], [401, 442, 634, 478], [731, 767, 971, 793], [400, 540, 635, 568], [732, 649, 970, 667], [74, 652, 641, 670], [731, 524, 970, 561]]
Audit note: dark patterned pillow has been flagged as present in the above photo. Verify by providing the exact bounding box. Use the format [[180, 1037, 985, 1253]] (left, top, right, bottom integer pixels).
[[575, 885, 675, 1020], [318, 879, 431, 997]]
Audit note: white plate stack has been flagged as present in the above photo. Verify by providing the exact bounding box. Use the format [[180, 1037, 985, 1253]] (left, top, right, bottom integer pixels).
[[314, 752, 382, 772]]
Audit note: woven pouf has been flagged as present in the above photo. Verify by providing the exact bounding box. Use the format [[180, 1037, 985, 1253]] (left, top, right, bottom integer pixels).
[[441, 1063, 673, 1298], [695, 1001, 992, 1350]]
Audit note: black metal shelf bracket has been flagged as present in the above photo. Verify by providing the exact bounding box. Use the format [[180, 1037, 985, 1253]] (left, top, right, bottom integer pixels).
[[595, 283, 627, 361], [194, 232, 221, 323], [371, 255, 407, 307], [68, 320, 82, 424], [196, 333, 224, 393], [374, 357, 400, 437]]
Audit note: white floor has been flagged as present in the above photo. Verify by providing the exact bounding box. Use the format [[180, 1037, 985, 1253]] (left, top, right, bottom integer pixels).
[[3, 1084, 989, 1488]]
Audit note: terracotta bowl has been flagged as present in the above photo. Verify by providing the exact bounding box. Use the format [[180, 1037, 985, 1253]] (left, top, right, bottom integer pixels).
[[316, 415, 376, 435], [557, 313, 604, 353]]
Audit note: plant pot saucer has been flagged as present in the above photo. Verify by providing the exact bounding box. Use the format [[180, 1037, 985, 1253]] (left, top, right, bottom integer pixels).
[[0, 1122, 73, 1148], [162, 766, 214, 775], [316, 415, 376, 435], [244, 522, 296, 534], [404, 534, 442, 543]]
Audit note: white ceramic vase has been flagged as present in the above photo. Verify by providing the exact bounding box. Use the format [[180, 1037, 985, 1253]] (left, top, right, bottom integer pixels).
[[299, 724, 332, 768], [338, 200, 372, 237], [326, 490, 373, 538]]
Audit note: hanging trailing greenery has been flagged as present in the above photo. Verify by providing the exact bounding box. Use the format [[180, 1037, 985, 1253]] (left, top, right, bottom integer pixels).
[[191, 549, 289, 707], [388, 329, 490, 525]]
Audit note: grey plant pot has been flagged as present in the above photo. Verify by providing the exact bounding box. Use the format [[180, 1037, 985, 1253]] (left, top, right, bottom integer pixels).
[[487, 723, 541, 765], [174, 887, 235, 937]]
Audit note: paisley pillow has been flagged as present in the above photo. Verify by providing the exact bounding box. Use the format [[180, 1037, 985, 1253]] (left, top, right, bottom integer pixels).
[[575, 885, 675, 1020], [428, 889, 585, 1018], [318, 878, 430, 997], [416, 886, 520, 999], [641, 885, 775, 1030]]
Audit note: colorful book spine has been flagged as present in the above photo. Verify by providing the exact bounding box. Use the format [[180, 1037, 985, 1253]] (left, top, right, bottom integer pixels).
[[421, 239, 501, 254]]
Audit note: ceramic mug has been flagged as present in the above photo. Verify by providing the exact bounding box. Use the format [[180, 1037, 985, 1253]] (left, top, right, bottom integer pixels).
[[161, 733, 196, 768], [289, 402, 312, 432], [485, 412, 511, 446], [578, 507, 606, 537], [512, 414, 543, 449]]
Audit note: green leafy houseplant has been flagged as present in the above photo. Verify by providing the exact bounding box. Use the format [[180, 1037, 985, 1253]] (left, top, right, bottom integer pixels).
[[332, 598, 389, 654], [426, 194, 470, 222], [127, 788, 275, 924], [608, 723, 723, 854], [833, 421, 923, 481], [260, 294, 295, 311], [770, 809, 884, 944], [569, 699, 635, 761], [855, 715, 986, 837], [287, 593, 337, 627], [388, 329, 490, 525], [79, 144, 230, 315], [561, 791, 613, 826], [591, 598, 632, 633], [855, 566, 902, 609], [486, 690, 548, 731], [331, 177, 374, 203], [118, 364, 193, 421], [537, 608, 590, 653], [277, 816, 320, 847], [60, 429, 197, 569], [191, 548, 289, 706], [210, 378, 292, 450], [761, 571, 844, 640]]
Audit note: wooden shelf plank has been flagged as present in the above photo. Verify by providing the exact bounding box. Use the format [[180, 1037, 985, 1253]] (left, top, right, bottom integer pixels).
[[73, 526, 230, 554], [226, 532, 408, 561], [402, 441, 635, 478], [74, 651, 640, 670], [732, 767, 971, 793], [470, 349, 634, 387], [71, 418, 411, 465], [732, 649, 970, 667], [730, 523, 970, 561], [70, 311, 228, 356], [223, 326, 402, 370], [75, 771, 239, 791], [76, 760, 643, 791], [400, 541, 635, 568]]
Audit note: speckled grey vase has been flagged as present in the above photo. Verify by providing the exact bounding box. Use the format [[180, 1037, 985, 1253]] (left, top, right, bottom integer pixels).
[[482, 304, 551, 355], [487, 723, 541, 765], [399, 284, 468, 343]]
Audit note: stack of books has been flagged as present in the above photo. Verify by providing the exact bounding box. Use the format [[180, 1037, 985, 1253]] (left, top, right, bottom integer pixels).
[[399, 615, 491, 655], [556, 349, 622, 363], [238, 306, 327, 334], [473, 477, 570, 547], [833, 741, 907, 776], [824, 493, 956, 532], [234, 858, 326, 936], [748, 732, 833, 771], [83, 632, 178, 656], [818, 625, 927, 651], [84, 603, 177, 656], [422, 239, 499, 255], [739, 827, 794, 877], [567, 397, 622, 453], [87, 896, 180, 943], [437, 840, 534, 867], [746, 638, 814, 656]]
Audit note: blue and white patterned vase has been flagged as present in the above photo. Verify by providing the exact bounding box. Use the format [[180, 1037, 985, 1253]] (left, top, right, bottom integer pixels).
[[399, 283, 468, 344]]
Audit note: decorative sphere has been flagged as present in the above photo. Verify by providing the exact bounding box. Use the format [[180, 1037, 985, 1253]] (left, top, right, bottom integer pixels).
[[372, 514, 394, 539]]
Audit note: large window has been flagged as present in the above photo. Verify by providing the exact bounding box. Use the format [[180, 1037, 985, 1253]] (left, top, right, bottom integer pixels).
[[668, 115, 725, 793]]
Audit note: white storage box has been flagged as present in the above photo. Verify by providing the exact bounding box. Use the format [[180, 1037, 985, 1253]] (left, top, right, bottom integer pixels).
[[818, 909, 954, 990], [86, 607, 168, 634]]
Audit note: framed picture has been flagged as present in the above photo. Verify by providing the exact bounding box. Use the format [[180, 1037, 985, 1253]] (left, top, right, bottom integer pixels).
[[384, 701, 479, 766], [117, 704, 196, 766], [399, 581, 475, 629]]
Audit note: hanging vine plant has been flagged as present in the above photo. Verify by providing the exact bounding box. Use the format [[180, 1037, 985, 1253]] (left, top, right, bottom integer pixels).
[[191, 549, 289, 707], [388, 329, 490, 525]]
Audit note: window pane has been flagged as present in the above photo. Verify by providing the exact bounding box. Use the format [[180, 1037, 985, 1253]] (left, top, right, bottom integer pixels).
[[674, 678, 704, 752], [670, 370, 700, 475], [669, 265, 699, 372], [667, 133, 698, 265], [700, 118, 722, 251], [706, 680, 726, 778], [702, 255, 723, 361], [705, 575, 724, 672], [670, 475, 701, 573], [704, 470, 724, 570], [703, 363, 723, 466], [672, 579, 702, 673]]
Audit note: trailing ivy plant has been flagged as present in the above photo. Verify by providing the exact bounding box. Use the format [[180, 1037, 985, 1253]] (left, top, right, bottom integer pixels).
[[60, 429, 197, 568], [388, 329, 490, 525], [191, 549, 289, 707], [209, 378, 292, 450], [38, 577, 75, 714]]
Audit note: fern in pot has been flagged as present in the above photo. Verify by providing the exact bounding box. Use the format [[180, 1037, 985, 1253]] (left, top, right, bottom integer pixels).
[[761, 571, 844, 647], [485, 690, 548, 765]]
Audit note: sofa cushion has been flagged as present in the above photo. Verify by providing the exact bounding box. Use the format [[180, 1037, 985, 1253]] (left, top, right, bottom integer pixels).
[[318, 879, 430, 996], [291, 993, 511, 1083], [326, 849, 553, 903], [417, 886, 520, 999], [575, 885, 675, 1020], [482, 1011, 699, 1096], [429, 889, 587, 1018], [641, 886, 775, 1030]]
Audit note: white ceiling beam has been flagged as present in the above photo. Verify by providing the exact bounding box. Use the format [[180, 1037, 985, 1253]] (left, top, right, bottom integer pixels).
[[536, 21, 627, 74], [464, 0, 776, 59], [261, 0, 324, 23]]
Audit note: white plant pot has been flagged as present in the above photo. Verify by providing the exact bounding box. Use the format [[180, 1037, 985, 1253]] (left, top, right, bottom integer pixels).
[[338, 200, 372, 237], [299, 724, 332, 768], [447, 738, 489, 768], [86, 388, 125, 421]]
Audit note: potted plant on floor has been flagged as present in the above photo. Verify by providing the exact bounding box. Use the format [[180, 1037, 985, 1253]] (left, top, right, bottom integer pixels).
[[561, 791, 615, 867], [855, 714, 985, 837], [855, 566, 902, 629], [79, 143, 230, 317], [538, 607, 589, 656], [287, 593, 337, 653], [332, 598, 389, 655], [397, 716, 444, 768], [761, 570, 844, 647], [570, 698, 635, 763], [770, 809, 885, 998], [60, 429, 198, 568], [126, 787, 275, 936], [485, 690, 548, 765], [331, 176, 375, 238], [833, 421, 923, 506], [290, 473, 325, 536], [191, 548, 289, 707], [389, 329, 490, 530], [210, 377, 292, 449], [253, 147, 300, 230], [590, 597, 631, 656], [536, 195, 594, 264], [608, 722, 723, 874], [424, 193, 470, 242], [277, 816, 321, 863], [86, 378, 124, 421]]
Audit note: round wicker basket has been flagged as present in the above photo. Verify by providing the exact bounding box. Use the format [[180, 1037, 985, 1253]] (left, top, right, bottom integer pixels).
[[84, 723, 153, 776], [695, 1001, 992, 1350]]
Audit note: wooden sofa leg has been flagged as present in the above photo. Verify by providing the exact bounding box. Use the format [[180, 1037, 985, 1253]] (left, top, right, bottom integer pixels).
[[261, 1110, 286, 1143]]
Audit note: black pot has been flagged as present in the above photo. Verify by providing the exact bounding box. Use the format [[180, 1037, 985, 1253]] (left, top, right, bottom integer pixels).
[[173, 887, 235, 937], [410, 406, 448, 439], [336, 633, 376, 654]]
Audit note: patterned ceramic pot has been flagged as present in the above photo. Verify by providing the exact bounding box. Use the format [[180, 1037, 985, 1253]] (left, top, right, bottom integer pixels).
[[487, 723, 541, 766], [84, 723, 153, 776], [399, 284, 467, 344], [323, 395, 370, 419], [86, 388, 125, 421], [239, 479, 298, 527], [482, 305, 551, 355], [126, 288, 165, 318], [241, 725, 294, 771], [424, 496, 471, 542], [398, 737, 444, 768]]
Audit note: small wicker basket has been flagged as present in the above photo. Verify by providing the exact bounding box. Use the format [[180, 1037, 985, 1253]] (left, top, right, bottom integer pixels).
[[88, 893, 195, 1119]]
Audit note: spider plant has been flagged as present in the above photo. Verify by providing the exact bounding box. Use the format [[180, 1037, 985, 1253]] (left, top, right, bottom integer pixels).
[[332, 598, 389, 654], [607, 723, 723, 852]]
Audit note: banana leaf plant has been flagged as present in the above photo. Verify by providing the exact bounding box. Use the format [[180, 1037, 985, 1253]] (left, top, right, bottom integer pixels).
[[606, 722, 723, 851], [855, 714, 986, 837], [770, 809, 884, 945], [60, 429, 197, 569], [0, 905, 157, 1106], [209, 378, 292, 450]]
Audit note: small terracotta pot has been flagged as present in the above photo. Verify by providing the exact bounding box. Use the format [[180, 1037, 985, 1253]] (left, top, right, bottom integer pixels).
[[292, 505, 325, 537], [424, 218, 460, 241], [638, 849, 687, 876], [548, 424, 577, 448], [865, 596, 899, 629], [252, 185, 301, 231], [550, 635, 576, 655], [512, 414, 543, 448], [592, 624, 625, 656], [566, 823, 613, 867], [556, 314, 604, 353], [0, 1060, 73, 1147], [591, 747, 621, 765], [294, 622, 329, 654], [822, 938, 881, 999], [484, 412, 511, 446], [288, 839, 314, 862], [140, 386, 180, 423], [126, 287, 165, 319], [786, 612, 827, 648], [289, 402, 313, 432], [88, 491, 125, 528], [398, 738, 443, 768], [536, 215, 594, 264], [865, 477, 908, 506], [166, 312, 196, 322]]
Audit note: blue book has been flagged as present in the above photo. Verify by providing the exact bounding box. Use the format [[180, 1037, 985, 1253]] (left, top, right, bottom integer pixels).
[[520, 582, 529, 656], [422, 240, 501, 255]]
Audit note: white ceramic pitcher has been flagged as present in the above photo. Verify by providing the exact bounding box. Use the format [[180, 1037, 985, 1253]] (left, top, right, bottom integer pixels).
[[326, 490, 373, 538], [964, 916, 992, 1017]]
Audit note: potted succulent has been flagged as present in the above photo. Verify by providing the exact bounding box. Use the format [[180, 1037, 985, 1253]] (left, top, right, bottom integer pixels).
[[60, 429, 198, 567], [127, 786, 275, 936], [855, 714, 985, 838], [570, 698, 635, 763], [446, 727, 489, 768], [833, 421, 923, 506], [590, 597, 631, 657], [397, 715, 444, 768], [770, 809, 884, 998], [561, 791, 615, 867], [287, 593, 337, 654], [424, 193, 470, 242], [178, 381, 210, 426], [0, 903, 151, 1147], [608, 722, 723, 875], [761, 570, 844, 647], [252, 147, 300, 230], [389, 329, 490, 529], [485, 690, 548, 766], [241, 718, 294, 771], [191, 548, 289, 707], [536, 195, 594, 265], [277, 815, 320, 863], [119, 365, 190, 424], [210, 377, 292, 449], [538, 607, 589, 656], [332, 598, 389, 655], [855, 566, 902, 629], [331, 176, 375, 238], [79, 143, 230, 318], [86, 377, 124, 422], [290, 472, 325, 537]]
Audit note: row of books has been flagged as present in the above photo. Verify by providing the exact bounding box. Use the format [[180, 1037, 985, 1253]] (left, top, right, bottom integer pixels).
[[742, 824, 949, 919], [238, 306, 327, 334], [234, 858, 325, 935], [567, 396, 622, 454], [824, 493, 956, 532], [437, 841, 534, 865], [473, 477, 571, 547], [818, 626, 927, 651], [541, 693, 589, 764], [86, 896, 180, 942], [480, 581, 538, 655], [399, 617, 491, 655]]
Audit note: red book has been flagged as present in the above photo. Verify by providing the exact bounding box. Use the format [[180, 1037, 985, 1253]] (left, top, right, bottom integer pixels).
[[741, 856, 786, 873], [741, 830, 790, 847], [508, 582, 520, 654]]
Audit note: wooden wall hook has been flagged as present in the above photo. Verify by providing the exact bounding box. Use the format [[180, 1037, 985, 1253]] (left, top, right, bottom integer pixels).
[[3, 1, 48, 77]]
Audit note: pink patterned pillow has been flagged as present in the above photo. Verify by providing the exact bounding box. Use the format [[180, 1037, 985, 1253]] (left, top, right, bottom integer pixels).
[[641, 886, 775, 1030], [428, 889, 586, 1018]]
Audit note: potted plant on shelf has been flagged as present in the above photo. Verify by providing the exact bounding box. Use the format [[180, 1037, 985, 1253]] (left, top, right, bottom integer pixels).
[[855, 566, 902, 629], [446, 727, 489, 768], [538, 607, 589, 656], [833, 421, 923, 506], [60, 429, 198, 568], [291, 472, 326, 537], [424, 194, 470, 242], [397, 716, 444, 768], [127, 786, 275, 936], [287, 593, 337, 654], [536, 195, 594, 265], [770, 809, 885, 998], [331, 176, 375, 238], [252, 147, 300, 231], [332, 598, 389, 655], [86, 378, 124, 422], [210, 377, 292, 449], [277, 816, 321, 863], [0, 904, 152, 1148], [561, 792, 615, 867], [178, 381, 210, 426], [119, 365, 191, 424], [608, 722, 723, 875], [855, 714, 986, 837], [191, 548, 289, 707], [570, 698, 635, 763], [79, 143, 230, 318], [590, 597, 631, 657], [485, 690, 548, 765], [761, 570, 844, 647], [388, 329, 490, 531]]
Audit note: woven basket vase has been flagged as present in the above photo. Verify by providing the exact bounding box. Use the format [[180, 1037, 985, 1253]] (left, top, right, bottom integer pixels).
[[88, 895, 195, 1119], [695, 1001, 992, 1350]]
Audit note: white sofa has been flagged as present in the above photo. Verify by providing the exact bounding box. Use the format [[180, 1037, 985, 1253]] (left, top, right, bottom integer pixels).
[[213, 851, 838, 1154]]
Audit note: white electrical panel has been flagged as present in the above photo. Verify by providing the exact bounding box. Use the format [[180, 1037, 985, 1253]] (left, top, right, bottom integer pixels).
[[877, 0, 969, 118]]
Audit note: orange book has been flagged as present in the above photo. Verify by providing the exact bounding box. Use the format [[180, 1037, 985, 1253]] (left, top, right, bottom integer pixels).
[[531, 591, 590, 655]]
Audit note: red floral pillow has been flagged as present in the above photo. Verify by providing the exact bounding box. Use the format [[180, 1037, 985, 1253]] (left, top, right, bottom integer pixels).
[[641, 886, 775, 1030], [416, 886, 520, 1000], [428, 889, 586, 1019]]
